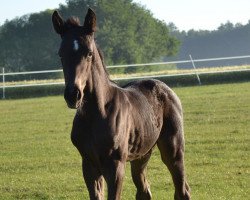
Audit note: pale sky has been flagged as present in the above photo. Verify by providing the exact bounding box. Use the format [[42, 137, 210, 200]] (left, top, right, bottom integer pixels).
[[133, 0, 250, 31], [0, 0, 250, 31]]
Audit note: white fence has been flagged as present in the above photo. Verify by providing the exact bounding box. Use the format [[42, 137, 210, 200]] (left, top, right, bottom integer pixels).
[[1, 55, 250, 99]]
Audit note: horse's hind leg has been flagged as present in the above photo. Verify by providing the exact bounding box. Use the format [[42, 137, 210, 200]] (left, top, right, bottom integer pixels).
[[157, 115, 190, 200], [130, 150, 152, 200]]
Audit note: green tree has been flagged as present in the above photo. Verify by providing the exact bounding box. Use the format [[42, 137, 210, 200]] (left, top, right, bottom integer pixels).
[[171, 21, 250, 68], [0, 0, 179, 75]]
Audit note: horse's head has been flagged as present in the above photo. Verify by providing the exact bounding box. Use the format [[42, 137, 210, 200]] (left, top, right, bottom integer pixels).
[[52, 8, 96, 109]]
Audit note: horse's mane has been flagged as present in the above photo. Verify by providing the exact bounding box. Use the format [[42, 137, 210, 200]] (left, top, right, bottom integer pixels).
[[96, 46, 115, 83], [96, 46, 106, 71]]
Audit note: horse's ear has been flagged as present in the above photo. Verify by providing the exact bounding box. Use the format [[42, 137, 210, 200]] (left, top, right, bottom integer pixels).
[[52, 11, 65, 35], [83, 8, 96, 34]]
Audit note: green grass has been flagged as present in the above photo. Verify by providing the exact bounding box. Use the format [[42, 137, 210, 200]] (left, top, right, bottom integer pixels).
[[0, 82, 249, 199]]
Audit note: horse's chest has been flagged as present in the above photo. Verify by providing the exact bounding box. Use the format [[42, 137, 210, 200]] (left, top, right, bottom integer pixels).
[[71, 129, 91, 155], [71, 123, 115, 158]]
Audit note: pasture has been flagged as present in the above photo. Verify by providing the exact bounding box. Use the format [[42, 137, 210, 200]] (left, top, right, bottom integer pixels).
[[0, 82, 249, 199]]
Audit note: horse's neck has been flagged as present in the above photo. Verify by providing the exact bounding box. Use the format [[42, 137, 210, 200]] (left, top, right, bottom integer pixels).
[[84, 46, 114, 116]]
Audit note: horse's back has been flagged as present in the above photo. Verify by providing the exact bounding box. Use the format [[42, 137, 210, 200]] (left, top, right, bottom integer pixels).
[[123, 79, 182, 116]]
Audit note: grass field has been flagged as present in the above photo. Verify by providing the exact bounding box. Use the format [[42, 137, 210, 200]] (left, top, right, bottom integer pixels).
[[0, 82, 249, 199]]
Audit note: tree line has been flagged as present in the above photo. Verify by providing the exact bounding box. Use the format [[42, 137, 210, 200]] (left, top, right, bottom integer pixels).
[[1, 0, 250, 74], [0, 0, 178, 74], [167, 21, 250, 68]]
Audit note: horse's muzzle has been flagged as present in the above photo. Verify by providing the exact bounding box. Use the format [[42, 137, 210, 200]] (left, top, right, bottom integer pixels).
[[64, 85, 82, 109]]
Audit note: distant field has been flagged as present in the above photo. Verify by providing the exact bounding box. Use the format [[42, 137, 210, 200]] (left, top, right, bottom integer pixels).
[[110, 64, 250, 79], [0, 82, 249, 199], [2, 65, 250, 86]]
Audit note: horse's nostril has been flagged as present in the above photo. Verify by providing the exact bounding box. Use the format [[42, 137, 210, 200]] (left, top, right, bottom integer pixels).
[[71, 86, 81, 101], [76, 88, 81, 101], [64, 85, 82, 108]]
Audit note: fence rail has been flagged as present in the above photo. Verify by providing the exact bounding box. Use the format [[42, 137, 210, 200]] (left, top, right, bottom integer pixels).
[[1, 55, 250, 99]]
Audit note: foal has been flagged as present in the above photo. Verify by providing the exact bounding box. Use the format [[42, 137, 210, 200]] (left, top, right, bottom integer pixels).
[[52, 8, 190, 200]]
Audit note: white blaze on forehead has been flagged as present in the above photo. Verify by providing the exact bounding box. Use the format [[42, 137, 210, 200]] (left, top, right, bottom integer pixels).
[[73, 40, 79, 51]]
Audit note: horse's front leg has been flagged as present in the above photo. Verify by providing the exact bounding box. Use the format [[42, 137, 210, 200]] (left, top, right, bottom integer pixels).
[[102, 159, 126, 200], [82, 159, 104, 200]]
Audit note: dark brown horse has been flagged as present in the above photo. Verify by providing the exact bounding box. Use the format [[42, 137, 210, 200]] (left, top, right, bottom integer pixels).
[[52, 8, 190, 200]]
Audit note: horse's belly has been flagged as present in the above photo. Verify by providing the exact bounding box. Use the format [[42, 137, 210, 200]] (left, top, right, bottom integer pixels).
[[127, 128, 160, 161], [127, 112, 163, 160]]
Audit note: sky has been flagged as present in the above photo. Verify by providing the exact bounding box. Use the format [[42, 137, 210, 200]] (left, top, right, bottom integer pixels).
[[0, 0, 250, 31]]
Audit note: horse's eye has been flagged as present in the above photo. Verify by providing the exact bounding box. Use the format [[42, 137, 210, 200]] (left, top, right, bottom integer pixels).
[[87, 51, 93, 57]]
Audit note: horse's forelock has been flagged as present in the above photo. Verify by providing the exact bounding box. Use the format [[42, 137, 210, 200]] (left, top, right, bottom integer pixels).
[[65, 17, 81, 28]]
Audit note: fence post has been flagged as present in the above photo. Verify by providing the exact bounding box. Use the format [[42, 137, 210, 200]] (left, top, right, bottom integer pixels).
[[189, 54, 201, 85], [2, 68, 5, 99]]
